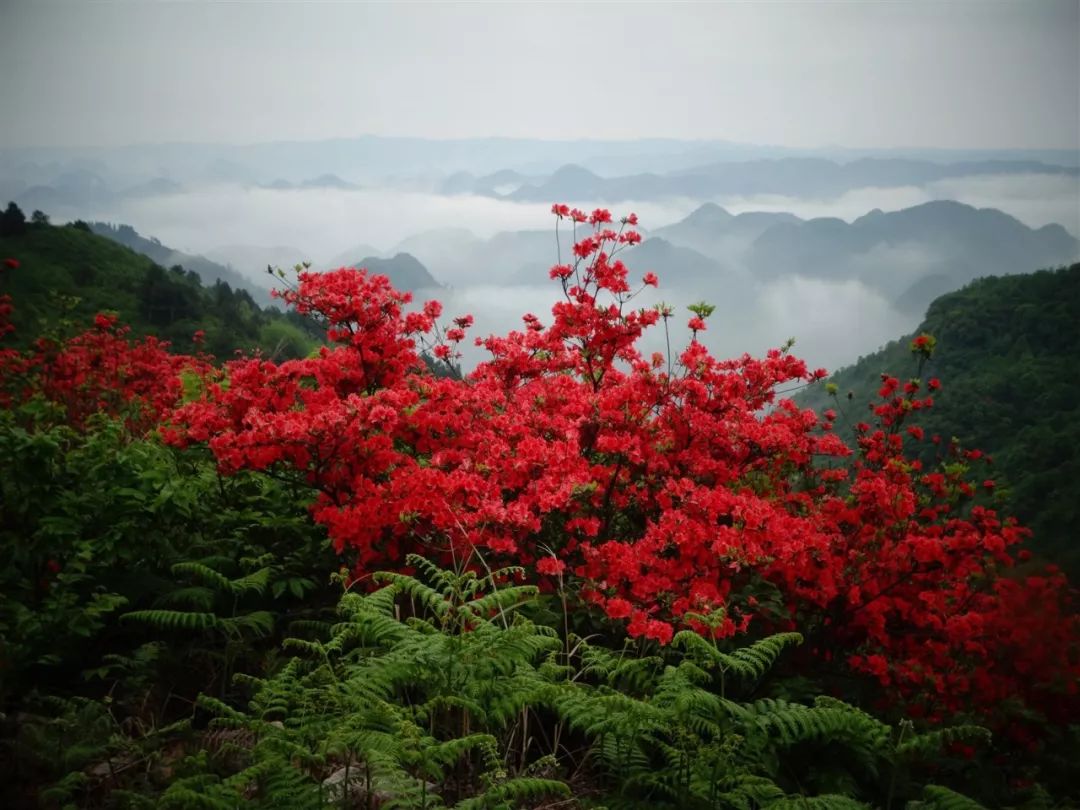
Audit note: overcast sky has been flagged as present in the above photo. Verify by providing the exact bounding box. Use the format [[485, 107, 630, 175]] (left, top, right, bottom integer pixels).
[[1, 0, 1078, 150]]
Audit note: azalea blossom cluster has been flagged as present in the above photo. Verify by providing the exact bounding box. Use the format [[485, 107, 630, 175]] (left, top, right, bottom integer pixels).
[[3, 202, 1078, 724], [0, 285, 209, 433], [162, 210, 1079, 719]]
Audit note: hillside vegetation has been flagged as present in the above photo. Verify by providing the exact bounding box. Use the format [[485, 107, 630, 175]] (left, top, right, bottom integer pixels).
[[0, 206, 319, 359], [798, 263, 1080, 572]]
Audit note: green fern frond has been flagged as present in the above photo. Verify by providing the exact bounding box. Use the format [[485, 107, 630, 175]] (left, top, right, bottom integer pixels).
[[768, 794, 872, 809], [121, 609, 220, 631], [155, 585, 216, 610], [918, 784, 990, 809], [373, 570, 450, 618], [720, 632, 803, 679], [897, 724, 991, 760], [170, 561, 234, 593], [465, 584, 541, 619], [454, 776, 571, 809], [221, 610, 275, 639], [229, 566, 272, 596]]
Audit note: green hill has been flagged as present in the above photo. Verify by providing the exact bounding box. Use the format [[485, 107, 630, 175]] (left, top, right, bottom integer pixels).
[[0, 208, 319, 360], [88, 221, 277, 308], [797, 263, 1080, 574]]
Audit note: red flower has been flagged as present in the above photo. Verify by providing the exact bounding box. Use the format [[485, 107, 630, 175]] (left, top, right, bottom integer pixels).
[[137, 204, 1078, 732], [642, 272, 659, 287], [687, 316, 707, 332], [536, 557, 566, 576], [2, 258, 18, 270], [605, 598, 633, 619], [645, 619, 674, 645]]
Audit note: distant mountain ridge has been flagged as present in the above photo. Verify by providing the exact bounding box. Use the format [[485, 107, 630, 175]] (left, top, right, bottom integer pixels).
[[498, 157, 1079, 202], [652, 203, 801, 260], [5, 136, 1076, 190], [258, 174, 360, 191], [743, 200, 1079, 312]]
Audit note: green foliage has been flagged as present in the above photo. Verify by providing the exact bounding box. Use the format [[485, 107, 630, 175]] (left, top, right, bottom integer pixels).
[[797, 263, 1080, 574], [914, 785, 990, 809], [0, 410, 340, 806], [0, 213, 319, 357], [117, 558, 988, 810]]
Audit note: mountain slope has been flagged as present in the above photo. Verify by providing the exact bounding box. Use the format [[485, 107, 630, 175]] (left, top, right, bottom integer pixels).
[[0, 216, 318, 360], [89, 222, 277, 306], [797, 263, 1080, 573], [349, 252, 442, 291]]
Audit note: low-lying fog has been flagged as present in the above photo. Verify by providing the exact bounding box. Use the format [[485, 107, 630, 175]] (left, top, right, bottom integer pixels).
[[56, 171, 1078, 374]]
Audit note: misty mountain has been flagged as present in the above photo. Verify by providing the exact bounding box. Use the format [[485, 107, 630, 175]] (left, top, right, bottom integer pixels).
[[122, 177, 184, 197], [378, 223, 736, 291], [258, 174, 360, 191], [620, 237, 732, 284], [348, 253, 442, 292], [388, 228, 486, 276], [440, 169, 532, 196], [501, 158, 1079, 203], [14, 168, 113, 211], [13, 171, 185, 212], [89, 222, 277, 307], [652, 203, 802, 261], [5, 138, 1077, 193], [745, 200, 1079, 313]]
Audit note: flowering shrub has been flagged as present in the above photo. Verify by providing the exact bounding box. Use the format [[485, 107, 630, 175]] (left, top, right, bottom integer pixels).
[[0, 308, 209, 435], [4, 207, 1077, 725], [157, 207, 1080, 723]]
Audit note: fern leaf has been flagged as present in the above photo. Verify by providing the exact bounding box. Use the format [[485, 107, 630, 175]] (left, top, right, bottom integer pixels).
[[919, 785, 990, 809], [453, 777, 571, 809], [171, 561, 234, 593], [121, 609, 220, 631], [768, 795, 872, 809]]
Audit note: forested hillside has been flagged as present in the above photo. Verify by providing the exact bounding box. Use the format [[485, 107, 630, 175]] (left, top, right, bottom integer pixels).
[[798, 263, 1080, 573], [88, 221, 278, 308], [0, 204, 319, 359]]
